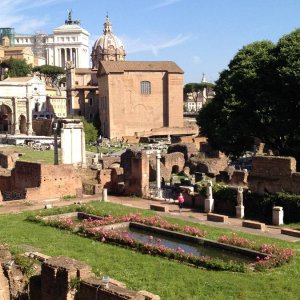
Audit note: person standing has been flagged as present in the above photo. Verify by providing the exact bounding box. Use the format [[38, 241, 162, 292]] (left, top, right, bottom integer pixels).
[[178, 193, 184, 212]]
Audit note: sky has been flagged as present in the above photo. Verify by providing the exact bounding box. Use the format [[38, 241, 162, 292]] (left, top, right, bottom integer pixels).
[[1, 0, 300, 83]]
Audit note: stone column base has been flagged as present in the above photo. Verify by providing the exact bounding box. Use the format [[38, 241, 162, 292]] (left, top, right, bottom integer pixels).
[[102, 188, 108, 202], [272, 206, 284, 225], [204, 198, 214, 213], [236, 205, 245, 218]]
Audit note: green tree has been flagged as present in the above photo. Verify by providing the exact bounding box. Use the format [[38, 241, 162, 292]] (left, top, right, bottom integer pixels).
[[33, 65, 65, 87], [197, 29, 300, 164], [0, 58, 32, 77], [80, 117, 98, 144]]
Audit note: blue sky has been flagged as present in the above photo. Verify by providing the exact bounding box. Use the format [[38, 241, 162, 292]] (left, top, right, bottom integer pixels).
[[1, 0, 300, 83]]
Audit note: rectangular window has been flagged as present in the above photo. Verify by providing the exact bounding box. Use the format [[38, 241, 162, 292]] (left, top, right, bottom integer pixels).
[[140, 81, 151, 95]]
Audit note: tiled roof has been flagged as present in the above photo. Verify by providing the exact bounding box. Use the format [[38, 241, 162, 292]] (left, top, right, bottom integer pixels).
[[98, 61, 184, 74], [74, 68, 97, 75], [1, 77, 33, 82]]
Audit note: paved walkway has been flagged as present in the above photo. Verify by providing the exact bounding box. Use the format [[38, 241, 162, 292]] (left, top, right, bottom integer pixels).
[[0, 195, 299, 242]]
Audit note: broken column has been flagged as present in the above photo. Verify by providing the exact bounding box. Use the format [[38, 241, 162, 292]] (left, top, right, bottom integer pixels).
[[236, 186, 245, 219], [102, 188, 108, 202], [204, 180, 214, 213], [60, 119, 86, 167], [156, 150, 162, 198], [272, 206, 284, 225]]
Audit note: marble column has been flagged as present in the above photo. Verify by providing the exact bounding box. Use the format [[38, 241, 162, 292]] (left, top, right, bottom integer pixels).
[[26, 97, 33, 135], [156, 150, 161, 190]]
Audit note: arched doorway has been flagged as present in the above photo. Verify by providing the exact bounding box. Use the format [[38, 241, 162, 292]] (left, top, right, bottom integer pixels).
[[19, 115, 27, 134], [0, 104, 12, 133], [171, 165, 180, 174]]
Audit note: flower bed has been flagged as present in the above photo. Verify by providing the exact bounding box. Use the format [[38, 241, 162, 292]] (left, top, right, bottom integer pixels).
[[218, 235, 296, 271], [31, 212, 295, 272]]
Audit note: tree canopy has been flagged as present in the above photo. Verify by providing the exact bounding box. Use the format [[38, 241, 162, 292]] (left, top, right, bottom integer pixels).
[[197, 29, 300, 163], [0, 58, 32, 77], [33, 65, 65, 87]]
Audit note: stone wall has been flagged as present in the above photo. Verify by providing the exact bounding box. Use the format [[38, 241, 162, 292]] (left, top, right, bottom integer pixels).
[[32, 119, 53, 136], [189, 156, 229, 177], [248, 156, 300, 194], [30, 256, 159, 300], [216, 168, 248, 186], [0, 161, 82, 201], [167, 143, 198, 160], [0, 151, 19, 169], [149, 152, 185, 181], [99, 156, 121, 169], [121, 149, 149, 197]]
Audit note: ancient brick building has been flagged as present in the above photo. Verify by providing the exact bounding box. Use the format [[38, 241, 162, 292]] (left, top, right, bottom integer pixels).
[[97, 61, 184, 139]]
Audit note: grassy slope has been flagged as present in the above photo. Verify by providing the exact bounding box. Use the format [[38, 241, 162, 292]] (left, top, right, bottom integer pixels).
[[0, 202, 299, 300]]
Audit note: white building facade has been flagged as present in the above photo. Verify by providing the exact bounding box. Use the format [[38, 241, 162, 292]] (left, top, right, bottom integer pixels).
[[0, 76, 47, 134], [13, 12, 90, 68]]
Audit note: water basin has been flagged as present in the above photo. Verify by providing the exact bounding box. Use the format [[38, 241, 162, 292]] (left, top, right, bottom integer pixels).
[[117, 224, 253, 264]]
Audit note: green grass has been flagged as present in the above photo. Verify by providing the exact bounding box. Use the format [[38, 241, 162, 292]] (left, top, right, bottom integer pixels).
[[1, 146, 61, 164], [0, 202, 299, 300], [85, 144, 123, 154]]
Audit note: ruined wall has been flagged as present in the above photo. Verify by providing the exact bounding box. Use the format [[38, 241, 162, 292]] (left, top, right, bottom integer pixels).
[[0, 151, 19, 169], [248, 156, 300, 194], [99, 156, 121, 169], [121, 149, 149, 197], [0, 161, 82, 201], [189, 156, 229, 177], [30, 256, 159, 300], [97, 169, 112, 190], [32, 119, 53, 136], [167, 143, 198, 160], [149, 152, 185, 181]]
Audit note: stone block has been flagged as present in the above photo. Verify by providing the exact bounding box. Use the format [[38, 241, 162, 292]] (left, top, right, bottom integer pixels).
[[150, 204, 169, 212], [281, 228, 300, 238], [207, 213, 228, 223], [242, 220, 266, 231]]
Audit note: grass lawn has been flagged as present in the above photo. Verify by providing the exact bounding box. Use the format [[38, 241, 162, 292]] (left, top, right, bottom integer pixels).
[[0, 202, 299, 300], [0, 145, 60, 164]]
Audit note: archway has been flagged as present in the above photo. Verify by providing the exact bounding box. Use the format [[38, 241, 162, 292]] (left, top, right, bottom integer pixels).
[[19, 115, 27, 134], [0, 104, 12, 133], [171, 165, 180, 174]]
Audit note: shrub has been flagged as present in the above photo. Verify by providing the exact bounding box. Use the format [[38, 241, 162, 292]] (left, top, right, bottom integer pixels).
[[198, 184, 300, 223]]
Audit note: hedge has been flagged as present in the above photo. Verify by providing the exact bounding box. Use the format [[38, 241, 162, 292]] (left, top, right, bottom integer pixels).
[[198, 183, 300, 224]]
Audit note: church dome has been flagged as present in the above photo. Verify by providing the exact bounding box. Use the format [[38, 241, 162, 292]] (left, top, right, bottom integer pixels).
[[91, 16, 126, 69]]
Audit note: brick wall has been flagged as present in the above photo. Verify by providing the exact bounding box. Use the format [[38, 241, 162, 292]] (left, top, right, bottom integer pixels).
[[0, 161, 82, 201], [30, 256, 160, 300], [248, 156, 300, 194]]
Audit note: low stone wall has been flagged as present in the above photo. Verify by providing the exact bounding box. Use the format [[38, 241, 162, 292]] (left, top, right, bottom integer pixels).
[[30, 256, 159, 300], [0, 161, 82, 201]]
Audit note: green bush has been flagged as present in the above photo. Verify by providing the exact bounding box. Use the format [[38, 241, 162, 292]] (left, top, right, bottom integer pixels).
[[198, 184, 300, 223]]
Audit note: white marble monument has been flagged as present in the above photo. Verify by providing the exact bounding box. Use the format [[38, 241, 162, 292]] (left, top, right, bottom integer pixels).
[[204, 180, 214, 213], [235, 186, 245, 219], [60, 119, 86, 166]]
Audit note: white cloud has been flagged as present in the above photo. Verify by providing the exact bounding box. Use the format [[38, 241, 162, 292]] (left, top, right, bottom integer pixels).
[[152, 0, 182, 9], [0, 0, 68, 33], [123, 33, 191, 56]]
